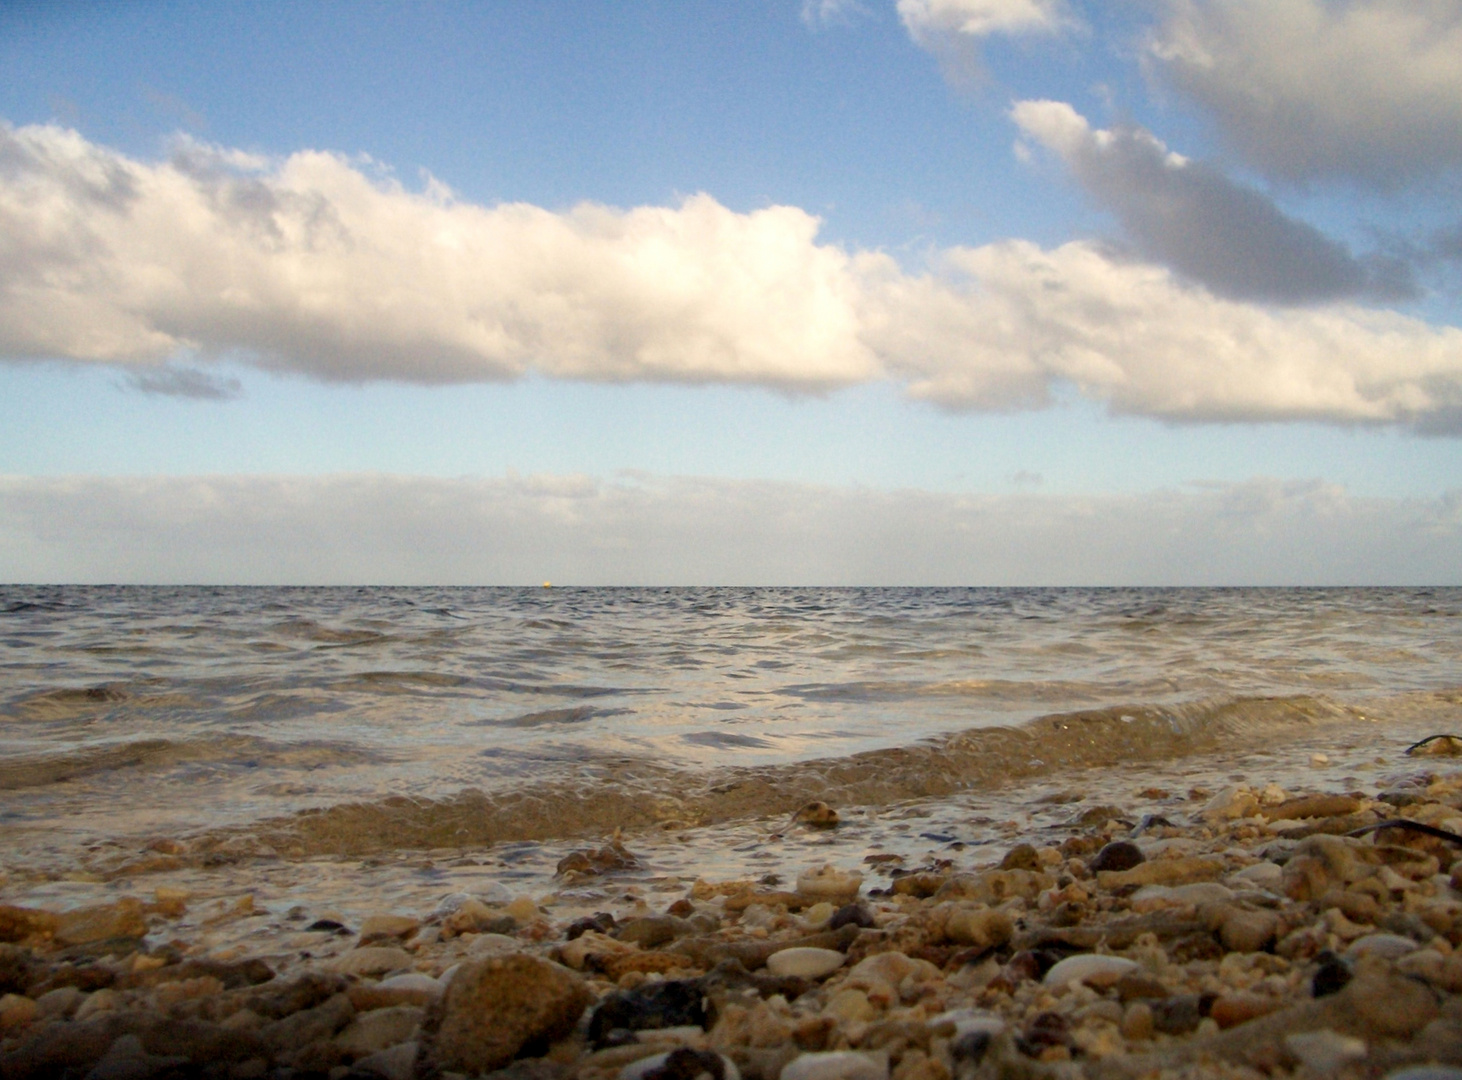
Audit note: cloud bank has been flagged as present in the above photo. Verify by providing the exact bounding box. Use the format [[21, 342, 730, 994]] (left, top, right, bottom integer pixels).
[[1, 472, 1457, 586], [1148, 0, 1462, 188], [3, 122, 1462, 430]]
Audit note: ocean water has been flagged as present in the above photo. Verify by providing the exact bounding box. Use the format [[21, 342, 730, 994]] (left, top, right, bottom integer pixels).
[[2, 586, 1461, 918]]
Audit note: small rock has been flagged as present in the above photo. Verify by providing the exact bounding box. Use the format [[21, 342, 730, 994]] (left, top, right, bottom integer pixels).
[[566, 913, 617, 940], [433, 955, 591, 1074], [1001, 844, 1041, 871], [1209, 993, 1283, 1029], [1202, 786, 1259, 821], [1097, 857, 1224, 890], [796, 866, 863, 905], [621, 1048, 740, 1080], [944, 907, 1014, 950], [1285, 1030, 1367, 1072], [1227, 862, 1282, 889], [358, 915, 420, 942], [1089, 842, 1144, 874], [1113, 973, 1168, 1002], [828, 903, 875, 931], [557, 839, 640, 878], [352, 1040, 419, 1080], [54, 898, 147, 945], [1042, 955, 1138, 988], [1220, 908, 1280, 953], [615, 916, 691, 949], [327, 947, 412, 976], [1150, 994, 1203, 1035], [794, 802, 840, 829], [0, 993, 37, 1033], [1346, 933, 1418, 960], [1120, 1002, 1154, 1041], [766, 948, 844, 980], [336, 1004, 424, 1057], [824, 988, 876, 1024], [588, 980, 707, 1048], [35, 985, 84, 1019], [86, 1033, 188, 1080], [781, 1051, 889, 1080], [1312, 953, 1353, 997], [1265, 794, 1362, 821]]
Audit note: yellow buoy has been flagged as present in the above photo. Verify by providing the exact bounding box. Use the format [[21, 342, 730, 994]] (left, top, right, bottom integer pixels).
[[542, 581, 552, 588]]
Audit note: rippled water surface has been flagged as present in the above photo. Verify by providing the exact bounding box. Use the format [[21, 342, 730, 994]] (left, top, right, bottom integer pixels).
[[2, 586, 1461, 867]]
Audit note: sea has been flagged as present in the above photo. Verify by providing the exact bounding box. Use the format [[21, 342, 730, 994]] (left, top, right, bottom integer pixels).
[[2, 585, 1461, 933]]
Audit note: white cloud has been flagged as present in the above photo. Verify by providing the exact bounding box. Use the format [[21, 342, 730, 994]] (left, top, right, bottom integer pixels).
[[0, 123, 879, 390], [3, 122, 1462, 431], [898, 0, 1074, 82], [874, 239, 1462, 428], [1010, 99, 1415, 304], [800, 0, 867, 29], [898, 0, 1069, 40], [1148, 0, 1462, 188], [1, 472, 1457, 585]]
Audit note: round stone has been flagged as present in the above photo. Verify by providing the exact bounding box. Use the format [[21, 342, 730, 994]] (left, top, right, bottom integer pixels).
[[767, 947, 845, 979], [1042, 954, 1139, 988]]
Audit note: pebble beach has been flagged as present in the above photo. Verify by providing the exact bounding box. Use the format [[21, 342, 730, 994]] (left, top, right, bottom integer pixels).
[[8, 711, 1462, 1080]]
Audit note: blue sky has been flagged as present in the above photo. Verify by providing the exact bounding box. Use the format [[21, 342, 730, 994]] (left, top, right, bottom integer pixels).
[[2, 1, 1461, 583]]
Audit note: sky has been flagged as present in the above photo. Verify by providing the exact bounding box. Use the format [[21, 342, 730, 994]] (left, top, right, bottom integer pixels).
[[2, 0, 1461, 584]]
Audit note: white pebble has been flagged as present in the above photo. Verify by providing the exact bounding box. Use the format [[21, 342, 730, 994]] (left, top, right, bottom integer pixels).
[[1285, 1030, 1366, 1072], [930, 1009, 1006, 1038], [781, 1052, 889, 1080], [1042, 954, 1138, 987], [767, 947, 845, 979], [1346, 933, 1419, 960], [1228, 862, 1283, 889]]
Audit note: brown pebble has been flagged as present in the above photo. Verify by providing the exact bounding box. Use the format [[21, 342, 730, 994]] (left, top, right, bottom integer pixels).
[[794, 802, 840, 829], [1208, 993, 1283, 1029], [892, 873, 947, 898], [1114, 972, 1168, 1002], [1120, 1001, 1154, 1041], [1001, 845, 1041, 872], [1263, 794, 1362, 821]]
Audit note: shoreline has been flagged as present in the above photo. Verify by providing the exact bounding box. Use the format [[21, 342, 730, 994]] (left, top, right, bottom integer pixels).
[[6, 717, 1462, 1076]]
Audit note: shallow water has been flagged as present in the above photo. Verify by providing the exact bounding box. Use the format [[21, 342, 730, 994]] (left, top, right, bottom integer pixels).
[[1, 586, 1460, 890]]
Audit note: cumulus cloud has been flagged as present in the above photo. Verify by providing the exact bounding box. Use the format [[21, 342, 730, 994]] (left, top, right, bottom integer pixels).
[[898, 0, 1074, 82], [1, 472, 1457, 585], [1010, 100, 1416, 304], [0, 123, 879, 389], [4, 122, 1462, 430], [1148, 0, 1462, 188], [874, 239, 1462, 428]]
